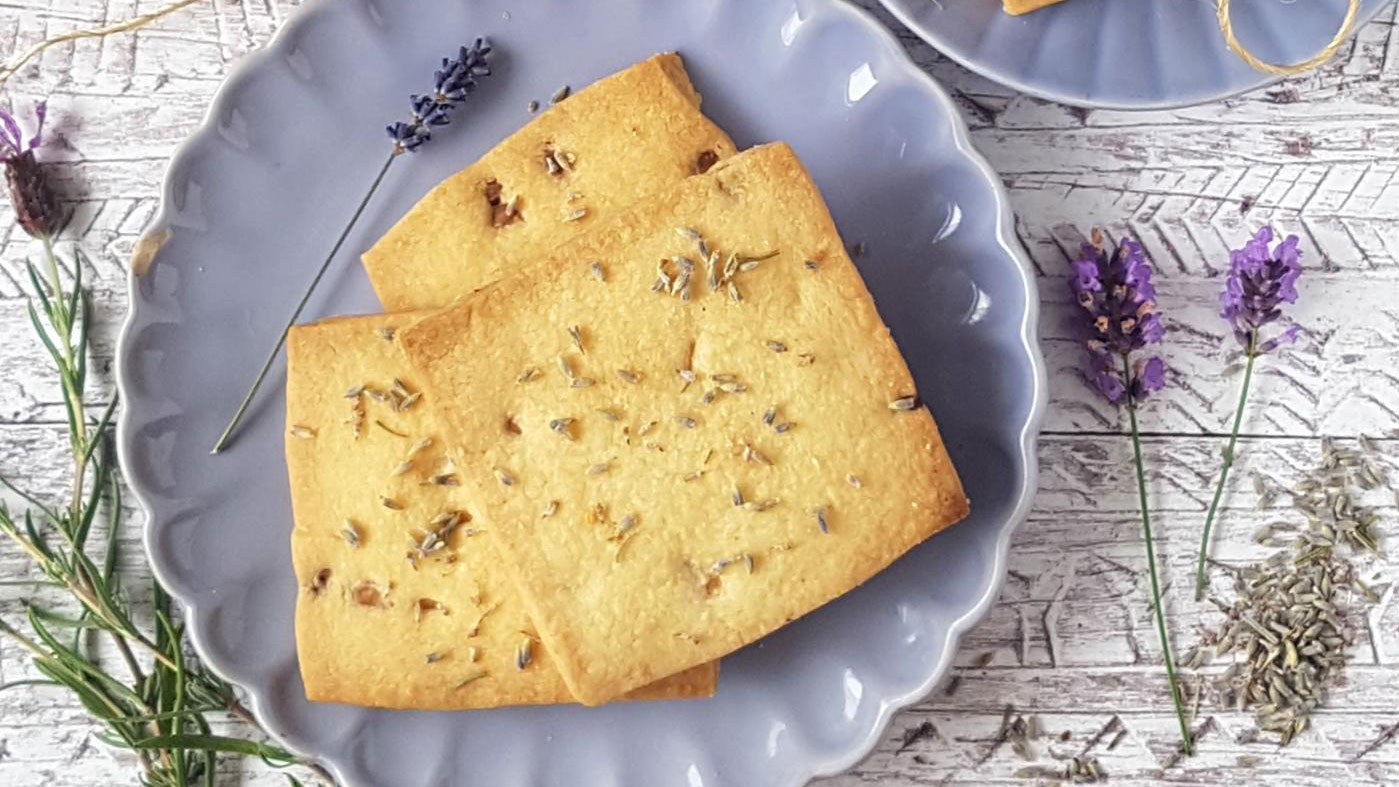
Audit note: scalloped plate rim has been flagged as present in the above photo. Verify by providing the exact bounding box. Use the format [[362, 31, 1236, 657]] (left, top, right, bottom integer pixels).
[[113, 0, 1048, 784]]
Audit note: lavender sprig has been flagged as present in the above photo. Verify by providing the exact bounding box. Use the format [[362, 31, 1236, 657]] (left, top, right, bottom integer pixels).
[[1193, 226, 1302, 600], [211, 37, 493, 454], [2, 100, 331, 786], [1070, 230, 1192, 755]]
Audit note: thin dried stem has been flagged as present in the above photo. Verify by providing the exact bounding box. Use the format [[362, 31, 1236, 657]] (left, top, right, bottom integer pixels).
[[0, 616, 48, 658], [1195, 332, 1258, 600], [211, 151, 397, 454], [0, 0, 203, 92], [1124, 355, 1193, 757]]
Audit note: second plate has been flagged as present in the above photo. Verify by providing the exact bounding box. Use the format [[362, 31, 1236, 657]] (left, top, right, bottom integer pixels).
[[879, 0, 1394, 109]]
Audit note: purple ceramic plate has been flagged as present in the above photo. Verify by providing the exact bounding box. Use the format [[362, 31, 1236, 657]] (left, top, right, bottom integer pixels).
[[116, 0, 1046, 784]]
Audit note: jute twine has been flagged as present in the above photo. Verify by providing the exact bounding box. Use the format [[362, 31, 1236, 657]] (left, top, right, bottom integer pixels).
[[1216, 0, 1360, 76]]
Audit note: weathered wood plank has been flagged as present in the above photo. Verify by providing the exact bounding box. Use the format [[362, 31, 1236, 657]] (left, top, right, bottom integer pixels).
[[0, 0, 1396, 784]]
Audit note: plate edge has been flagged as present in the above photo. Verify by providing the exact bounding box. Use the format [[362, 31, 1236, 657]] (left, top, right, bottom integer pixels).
[[113, 0, 363, 784], [110, 1, 1051, 784], [874, 0, 1394, 110], [787, 2, 1046, 785]]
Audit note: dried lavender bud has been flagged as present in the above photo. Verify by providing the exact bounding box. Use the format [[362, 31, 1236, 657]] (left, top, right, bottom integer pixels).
[[386, 38, 493, 153]]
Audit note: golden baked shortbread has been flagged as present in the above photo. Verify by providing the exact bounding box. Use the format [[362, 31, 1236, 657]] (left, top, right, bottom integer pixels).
[[286, 312, 716, 709], [362, 53, 737, 311], [1002, 0, 1067, 15], [399, 143, 969, 705]]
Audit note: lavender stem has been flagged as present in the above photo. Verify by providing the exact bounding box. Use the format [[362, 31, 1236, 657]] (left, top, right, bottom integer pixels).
[[1124, 355, 1193, 756], [210, 151, 397, 454], [1194, 333, 1258, 600]]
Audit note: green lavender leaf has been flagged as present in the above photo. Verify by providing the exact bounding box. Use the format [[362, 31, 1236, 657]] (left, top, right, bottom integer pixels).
[[102, 456, 123, 586], [202, 743, 218, 787], [23, 259, 57, 323], [67, 251, 86, 328], [73, 443, 110, 548], [73, 289, 91, 393], [0, 678, 58, 692], [26, 604, 103, 630], [27, 607, 147, 709], [24, 296, 64, 370], [133, 734, 298, 762], [109, 707, 226, 724], [23, 509, 56, 561], [80, 397, 121, 469], [0, 473, 59, 519]]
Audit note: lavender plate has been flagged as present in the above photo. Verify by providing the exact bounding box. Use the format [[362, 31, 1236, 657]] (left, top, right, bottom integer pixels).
[[116, 0, 1045, 784]]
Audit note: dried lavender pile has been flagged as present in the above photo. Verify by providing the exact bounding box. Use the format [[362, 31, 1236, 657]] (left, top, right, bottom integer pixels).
[[1191, 437, 1390, 744]]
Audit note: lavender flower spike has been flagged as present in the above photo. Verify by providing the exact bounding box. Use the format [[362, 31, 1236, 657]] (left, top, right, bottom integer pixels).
[[1221, 226, 1302, 355], [1068, 229, 1192, 755], [1, 102, 60, 239], [387, 37, 493, 153], [1069, 230, 1166, 404], [1194, 226, 1303, 603]]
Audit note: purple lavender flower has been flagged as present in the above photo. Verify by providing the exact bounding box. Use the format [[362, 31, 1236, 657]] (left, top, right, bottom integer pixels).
[[1071, 230, 1192, 751], [1070, 230, 1165, 405], [1220, 226, 1302, 355], [386, 38, 492, 153], [0, 102, 45, 154], [1, 102, 60, 239]]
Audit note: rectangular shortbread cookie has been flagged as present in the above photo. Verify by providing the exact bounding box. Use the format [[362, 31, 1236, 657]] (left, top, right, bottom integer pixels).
[[286, 312, 717, 709], [362, 52, 737, 311], [1002, 0, 1067, 15], [399, 143, 969, 704]]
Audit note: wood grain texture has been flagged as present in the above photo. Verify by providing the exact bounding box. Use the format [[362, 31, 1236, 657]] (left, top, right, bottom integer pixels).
[[0, 0, 1396, 784]]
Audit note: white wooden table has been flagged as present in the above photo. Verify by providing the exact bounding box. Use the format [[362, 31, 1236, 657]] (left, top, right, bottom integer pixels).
[[1, 1, 1397, 785]]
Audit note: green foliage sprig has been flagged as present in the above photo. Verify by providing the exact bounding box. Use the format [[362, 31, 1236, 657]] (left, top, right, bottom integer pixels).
[[1, 103, 328, 787]]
